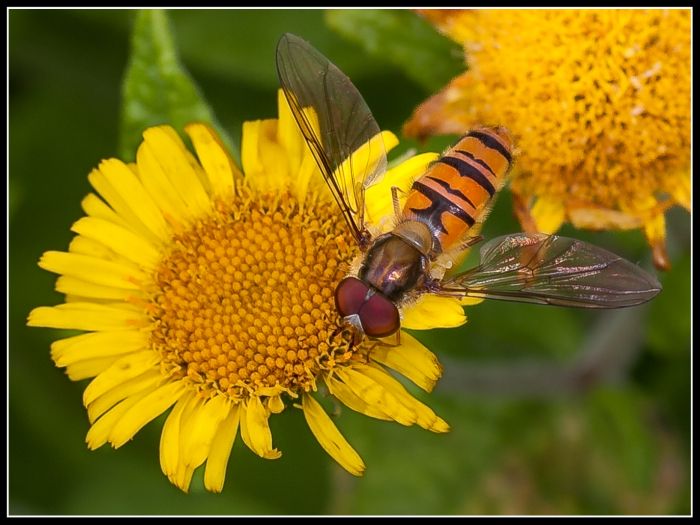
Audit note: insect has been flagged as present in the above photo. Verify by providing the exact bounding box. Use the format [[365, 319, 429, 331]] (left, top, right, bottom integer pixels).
[[276, 33, 661, 342]]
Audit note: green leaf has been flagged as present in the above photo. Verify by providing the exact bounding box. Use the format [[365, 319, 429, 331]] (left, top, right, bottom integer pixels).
[[326, 9, 465, 93], [119, 9, 237, 163]]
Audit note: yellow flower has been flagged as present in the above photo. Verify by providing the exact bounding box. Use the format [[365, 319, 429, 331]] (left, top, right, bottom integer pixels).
[[406, 9, 690, 271], [27, 90, 466, 493]]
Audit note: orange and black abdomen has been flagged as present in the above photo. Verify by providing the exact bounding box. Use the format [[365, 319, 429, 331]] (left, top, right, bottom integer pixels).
[[403, 127, 514, 251]]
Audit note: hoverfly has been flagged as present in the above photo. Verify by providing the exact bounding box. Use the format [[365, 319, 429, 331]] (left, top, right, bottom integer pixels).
[[276, 33, 661, 342]]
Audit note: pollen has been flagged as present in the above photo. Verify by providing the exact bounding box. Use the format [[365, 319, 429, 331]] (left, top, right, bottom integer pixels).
[[149, 191, 356, 399]]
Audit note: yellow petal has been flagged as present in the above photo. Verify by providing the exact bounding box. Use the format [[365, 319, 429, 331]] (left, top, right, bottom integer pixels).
[[460, 296, 485, 306], [28, 303, 147, 331], [240, 397, 281, 459], [87, 369, 165, 424], [268, 394, 285, 414], [160, 125, 214, 196], [204, 404, 241, 493], [109, 379, 188, 449], [136, 139, 192, 225], [242, 119, 288, 193], [326, 373, 390, 420], [362, 363, 449, 433], [667, 169, 691, 211], [295, 106, 332, 199], [38, 251, 148, 290], [141, 126, 212, 218], [50, 330, 149, 367], [70, 217, 162, 269], [182, 394, 232, 468], [386, 152, 438, 186], [568, 205, 642, 231], [160, 390, 196, 481], [176, 466, 195, 495], [105, 301, 145, 313], [83, 350, 161, 406], [296, 151, 324, 208], [241, 120, 263, 181], [86, 168, 157, 244], [370, 331, 444, 392], [643, 211, 666, 245], [402, 295, 466, 330], [54, 275, 137, 301], [185, 123, 241, 199], [65, 354, 126, 381], [335, 366, 416, 426], [274, 92, 323, 189], [162, 394, 203, 493], [365, 152, 438, 226], [92, 160, 170, 242], [643, 211, 671, 271], [280, 96, 330, 205], [86, 388, 150, 450], [335, 131, 399, 214], [174, 392, 204, 464], [530, 196, 566, 234], [258, 120, 288, 191], [68, 235, 118, 260], [81, 193, 133, 232], [164, 386, 201, 493], [276, 89, 305, 181], [302, 393, 365, 476]]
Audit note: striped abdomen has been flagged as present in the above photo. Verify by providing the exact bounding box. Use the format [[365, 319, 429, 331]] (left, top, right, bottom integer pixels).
[[403, 127, 514, 251]]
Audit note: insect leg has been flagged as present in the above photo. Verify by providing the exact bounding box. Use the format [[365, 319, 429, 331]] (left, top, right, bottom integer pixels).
[[330, 325, 344, 342], [391, 186, 404, 217], [456, 234, 485, 252]]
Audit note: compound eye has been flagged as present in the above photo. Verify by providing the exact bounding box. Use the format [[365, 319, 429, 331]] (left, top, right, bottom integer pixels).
[[335, 277, 369, 317], [359, 293, 400, 338]]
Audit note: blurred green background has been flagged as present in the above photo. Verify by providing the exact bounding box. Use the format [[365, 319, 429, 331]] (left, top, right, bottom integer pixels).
[[9, 9, 690, 515]]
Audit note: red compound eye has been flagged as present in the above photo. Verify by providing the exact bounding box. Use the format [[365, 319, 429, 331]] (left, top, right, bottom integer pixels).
[[335, 277, 401, 338], [335, 277, 369, 317], [359, 292, 400, 338]]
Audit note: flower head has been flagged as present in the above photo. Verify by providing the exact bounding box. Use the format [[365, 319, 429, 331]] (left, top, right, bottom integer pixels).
[[406, 9, 690, 270], [27, 91, 469, 493]]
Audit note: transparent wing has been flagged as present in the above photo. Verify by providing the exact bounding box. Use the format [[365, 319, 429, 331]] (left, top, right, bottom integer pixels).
[[438, 233, 662, 308], [276, 33, 387, 247]]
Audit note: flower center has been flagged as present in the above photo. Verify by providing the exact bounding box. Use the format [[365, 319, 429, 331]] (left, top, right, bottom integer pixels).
[[149, 190, 357, 399]]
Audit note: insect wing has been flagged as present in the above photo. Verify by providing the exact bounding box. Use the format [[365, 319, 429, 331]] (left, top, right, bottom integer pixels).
[[439, 233, 662, 308], [276, 33, 387, 246]]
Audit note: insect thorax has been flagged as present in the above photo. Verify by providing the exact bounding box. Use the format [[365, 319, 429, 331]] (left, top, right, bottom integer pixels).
[[358, 232, 428, 302]]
